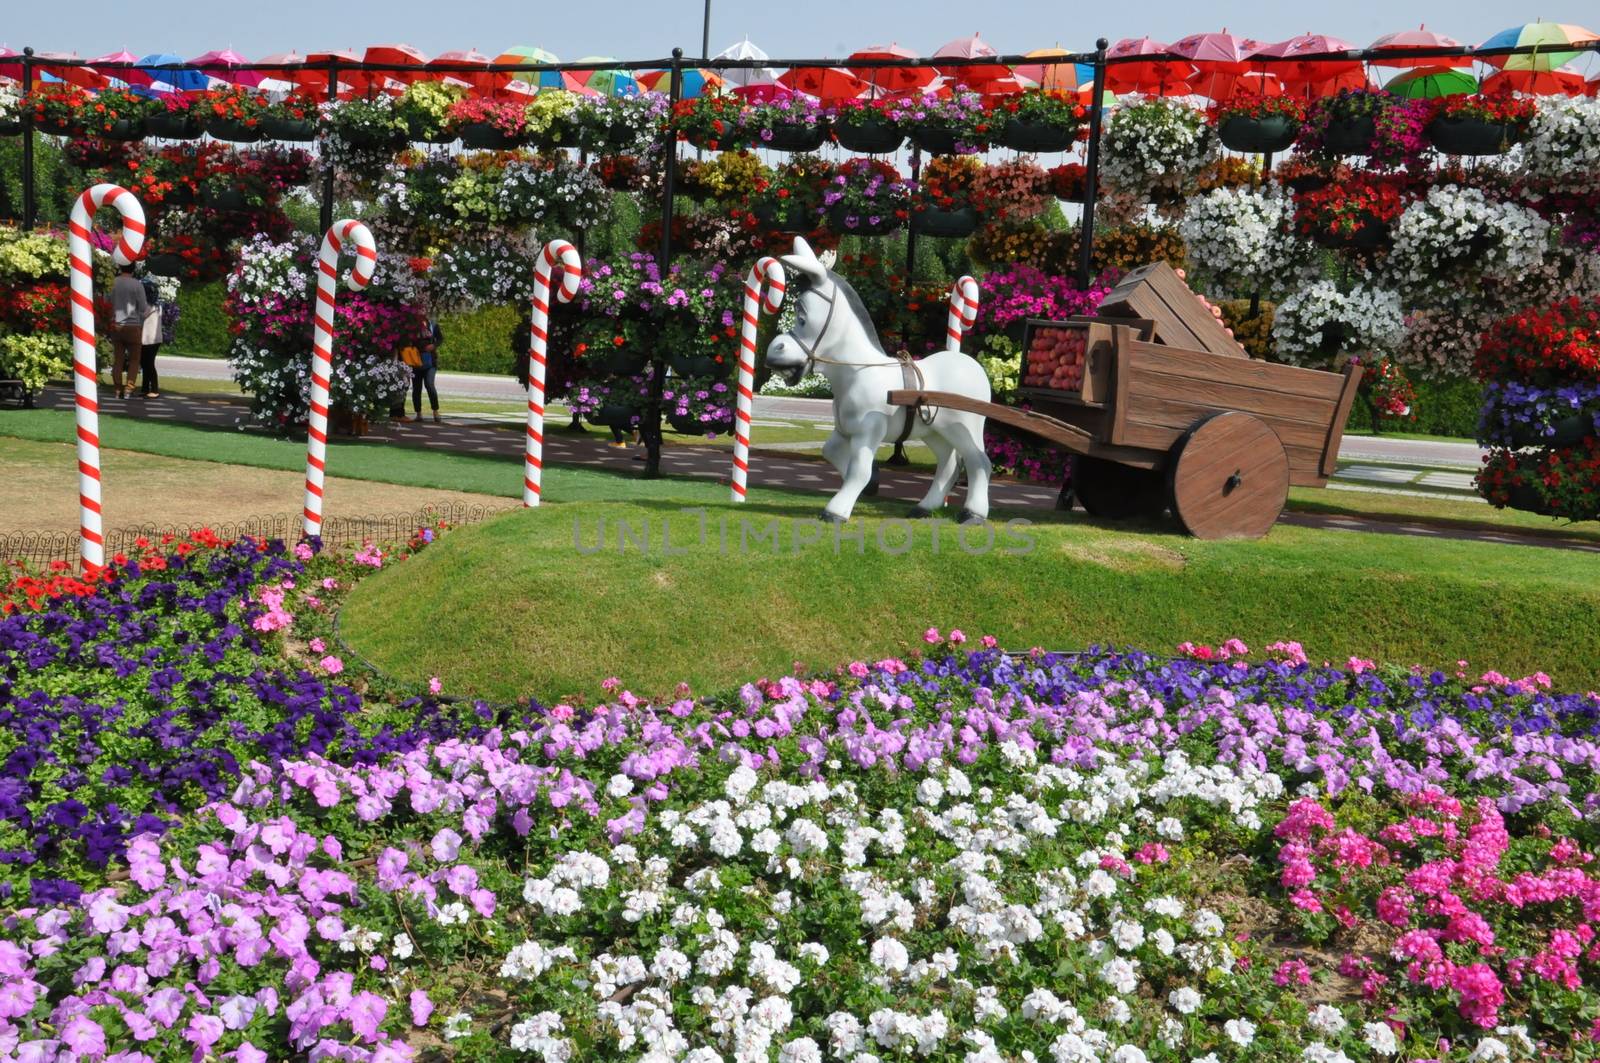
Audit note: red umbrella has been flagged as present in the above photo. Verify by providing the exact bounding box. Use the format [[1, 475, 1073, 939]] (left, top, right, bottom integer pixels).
[[1588, 72, 1600, 97], [1173, 30, 1263, 98], [256, 51, 306, 80], [847, 43, 935, 96], [730, 82, 795, 104], [1482, 68, 1587, 96], [1368, 25, 1470, 69], [980, 74, 1027, 96], [932, 33, 1005, 88], [1105, 38, 1195, 96], [1204, 70, 1285, 101], [35, 52, 106, 90], [1289, 69, 1376, 100], [429, 49, 508, 94], [301, 50, 362, 94], [354, 43, 427, 94], [1250, 34, 1358, 87], [779, 66, 867, 101], [0, 49, 23, 82], [191, 49, 265, 88]]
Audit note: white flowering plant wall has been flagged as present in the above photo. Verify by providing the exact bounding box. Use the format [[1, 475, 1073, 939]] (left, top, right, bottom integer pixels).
[[1271, 278, 1406, 367], [1382, 186, 1552, 304], [1100, 99, 1219, 203], [225, 234, 423, 433], [1178, 187, 1311, 300]]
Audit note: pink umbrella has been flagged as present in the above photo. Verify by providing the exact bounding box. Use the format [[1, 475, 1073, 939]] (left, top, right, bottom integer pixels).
[[1172, 30, 1263, 98], [90, 49, 149, 86], [1250, 34, 1359, 86], [191, 49, 265, 87], [1368, 25, 1470, 69], [1106, 38, 1195, 96], [730, 82, 794, 104], [933, 33, 1005, 88], [429, 48, 508, 94]]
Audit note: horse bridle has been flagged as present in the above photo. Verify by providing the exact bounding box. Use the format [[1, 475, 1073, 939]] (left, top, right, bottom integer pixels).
[[783, 276, 934, 445]]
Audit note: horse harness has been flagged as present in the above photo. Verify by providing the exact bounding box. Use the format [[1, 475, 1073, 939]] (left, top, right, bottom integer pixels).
[[789, 279, 936, 446]]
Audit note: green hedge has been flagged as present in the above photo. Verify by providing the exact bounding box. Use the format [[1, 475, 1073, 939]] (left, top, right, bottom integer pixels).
[[439, 304, 519, 375], [1345, 374, 1479, 440], [169, 281, 231, 358]]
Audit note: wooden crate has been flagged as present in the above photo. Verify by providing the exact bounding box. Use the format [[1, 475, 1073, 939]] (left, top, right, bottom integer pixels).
[[1019, 315, 1153, 405], [1097, 261, 1247, 360]]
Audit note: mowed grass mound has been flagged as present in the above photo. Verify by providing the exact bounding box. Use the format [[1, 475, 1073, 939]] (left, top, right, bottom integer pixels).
[[339, 497, 1600, 701]]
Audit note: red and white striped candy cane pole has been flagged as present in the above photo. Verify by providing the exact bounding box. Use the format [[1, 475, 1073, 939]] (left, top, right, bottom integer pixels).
[[523, 239, 582, 507], [303, 220, 377, 538], [68, 184, 146, 575], [730, 256, 786, 502], [945, 275, 979, 352]]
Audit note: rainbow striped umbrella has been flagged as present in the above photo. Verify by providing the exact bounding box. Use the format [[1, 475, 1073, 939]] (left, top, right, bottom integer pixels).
[[638, 68, 723, 98], [574, 58, 639, 98], [1478, 22, 1598, 71], [496, 46, 565, 90]]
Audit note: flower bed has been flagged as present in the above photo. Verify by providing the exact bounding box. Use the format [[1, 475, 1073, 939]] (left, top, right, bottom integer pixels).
[[9, 530, 1600, 1059]]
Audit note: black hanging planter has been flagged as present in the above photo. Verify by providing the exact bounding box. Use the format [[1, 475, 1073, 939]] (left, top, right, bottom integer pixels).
[[1286, 173, 1331, 194], [199, 186, 249, 211], [206, 118, 264, 143], [403, 115, 453, 144], [0, 119, 21, 136], [605, 351, 649, 376], [1510, 414, 1596, 449], [668, 413, 720, 435], [145, 113, 201, 140], [669, 355, 721, 377], [87, 119, 147, 142], [1321, 116, 1376, 155], [910, 206, 979, 238], [590, 404, 638, 429], [261, 117, 318, 142], [458, 123, 524, 150], [910, 124, 966, 155], [142, 253, 187, 277], [832, 120, 904, 154], [1504, 482, 1552, 515], [34, 117, 79, 137], [1219, 115, 1300, 154], [753, 201, 817, 233], [1316, 322, 1351, 358], [827, 204, 902, 235], [1426, 116, 1519, 156], [1314, 212, 1392, 249], [757, 124, 828, 152], [1000, 118, 1075, 153]]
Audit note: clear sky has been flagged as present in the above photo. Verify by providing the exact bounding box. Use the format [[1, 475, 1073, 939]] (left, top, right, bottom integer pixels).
[[1, 0, 1584, 63]]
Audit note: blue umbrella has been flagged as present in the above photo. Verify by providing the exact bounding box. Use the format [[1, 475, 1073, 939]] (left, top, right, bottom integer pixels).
[[136, 54, 209, 93]]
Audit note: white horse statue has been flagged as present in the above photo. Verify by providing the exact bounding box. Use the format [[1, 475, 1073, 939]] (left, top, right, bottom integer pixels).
[[765, 237, 993, 524]]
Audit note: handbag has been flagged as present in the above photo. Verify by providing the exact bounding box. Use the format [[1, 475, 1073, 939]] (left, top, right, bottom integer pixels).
[[400, 346, 423, 369], [140, 306, 162, 345]]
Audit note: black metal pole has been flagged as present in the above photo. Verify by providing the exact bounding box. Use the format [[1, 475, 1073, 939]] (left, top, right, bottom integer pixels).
[[1249, 149, 1272, 320], [643, 47, 684, 479], [21, 49, 35, 231], [904, 145, 922, 280], [319, 60, 338, 234], [701, 1, 712, 61], [1075, 38, 1109, 288]]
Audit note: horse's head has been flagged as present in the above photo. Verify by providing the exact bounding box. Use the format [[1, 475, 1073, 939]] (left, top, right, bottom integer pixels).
[[765, 237, 837, 386]]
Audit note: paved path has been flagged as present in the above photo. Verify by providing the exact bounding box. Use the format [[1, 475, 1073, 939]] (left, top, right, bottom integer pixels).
[[26, 384, 1600, 554]]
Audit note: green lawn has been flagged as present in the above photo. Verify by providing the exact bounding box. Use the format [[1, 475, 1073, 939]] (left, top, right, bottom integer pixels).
[[338, 497, 1600, 703]]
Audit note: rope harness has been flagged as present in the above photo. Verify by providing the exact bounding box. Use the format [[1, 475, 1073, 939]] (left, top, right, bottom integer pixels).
[[787, 279, 936, 447]]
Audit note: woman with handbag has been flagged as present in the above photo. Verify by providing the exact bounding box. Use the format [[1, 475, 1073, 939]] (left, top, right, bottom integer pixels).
[[138, 276, 163, 398], [409, 316, 442, 424]]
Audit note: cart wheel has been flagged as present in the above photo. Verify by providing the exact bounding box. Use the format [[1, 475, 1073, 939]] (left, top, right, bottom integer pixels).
[[1166, 412, 1289, 540], [1071, 455, 1167, 520]]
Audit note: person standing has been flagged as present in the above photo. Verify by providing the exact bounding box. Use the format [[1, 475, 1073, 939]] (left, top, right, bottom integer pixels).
[[412, 315, 442, 424], [109, 264, 148, 400], [138, 275, 163, 398]]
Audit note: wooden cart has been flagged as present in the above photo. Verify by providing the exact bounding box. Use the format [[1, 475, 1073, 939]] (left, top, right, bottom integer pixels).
[[889, 262, 1363, 539]]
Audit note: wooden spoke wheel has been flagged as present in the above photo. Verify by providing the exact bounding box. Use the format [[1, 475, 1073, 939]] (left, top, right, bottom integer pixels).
[[1071, 455, 1167, 520], [1166, 412, 1289, 540]]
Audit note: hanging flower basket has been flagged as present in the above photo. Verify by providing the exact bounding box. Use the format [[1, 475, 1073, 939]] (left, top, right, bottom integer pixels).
[[910, 206, 979, 238], [753, 201, 817, 233], [1510, 415, 1594, 449], [590, 404, 638, 429], [1425, 116, 1518, 156], [260, 117, 318, 142], [205, 118, 263, 143], [761, 124, 828, 153], [93, 118, 147, 142], [668, 413, 714, 435], [1218, 115, 1300, 154], [457, 123, 524, 150], [910, 124, 965, 155], [1000, 118, 1075, 154], [833, 120, 904, 154], [142, 253, 187, 278], [669, 355, 721, 377], [1320, 116, 1375, 155], [0, 119, 20, 136], [34, 117, 79, 137], [1313, 213, 1392, 249], [199, 186, 249, 211], [145, 113, 201, 140], [1504, 481, 1552, 515], [605, 350, 650, 376], [827, 204, 901, 236], [403, 114, 454, 144]]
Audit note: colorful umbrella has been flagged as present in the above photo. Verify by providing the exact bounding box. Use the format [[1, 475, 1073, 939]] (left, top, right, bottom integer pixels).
[[1173, 30, 1264, 99], [429, 49, 507, 94], [494, 46, 564, 90], [1105, 38, 1195, 96], [847, 44, 935, 97], [135, 53, 207, 93], [35, 52, 106, 90], [1014, 49, 1091, 91], [1383, 66, 1478, 99], [574, 58, 639, 98], [1368, 26, 1470, 69], [1478, 22, 1599, 72], [714, 38, 779, 88], [1481, 67, 1588, 96], [191, 49, 265, 88], [354, 44, 427, 94], [637, 68, 724, 98], [779, 65, 867, 101], [90, 50, 147, 87]]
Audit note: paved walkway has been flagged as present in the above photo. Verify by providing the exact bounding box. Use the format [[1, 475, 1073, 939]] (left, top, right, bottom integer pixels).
[[27, 384, 1600, 553]]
